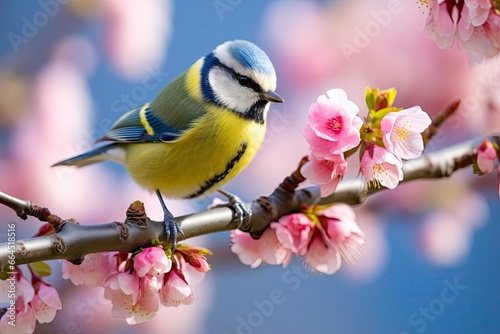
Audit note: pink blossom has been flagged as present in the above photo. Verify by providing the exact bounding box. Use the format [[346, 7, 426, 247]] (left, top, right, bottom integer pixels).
[[175, 254, 207, 285], [62, 252, 113, 288], [465, 0, 493, 26], [133, 246, 172, 277], [104, 271, 140, 304], [424, 0, 500, 59], [104, 288, 159, 325], [31, 282, 62, 324], [381, 106, 431, 160], [304, 204, 365, 274], [318, 204, 366, 265], [230, 228, 292, 268], [303, 89, 362, 156], [271, 213, 315, 256], [424, 0, 456, 49], [0, 298, 36, 334], [360, 145, 403, 189], [17, 276, 35, 307], [185, 253, 210, 273], [159, 270, 195, 307], [301, 153, 347, 197], [477, 139, 497, 173], [305, 234, 341, 275], [139, 275, 162, 297], [457, 6, 500, 60]]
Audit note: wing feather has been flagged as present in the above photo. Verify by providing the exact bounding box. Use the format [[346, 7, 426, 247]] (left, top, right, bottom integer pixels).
[[97, 104, 184, 143]]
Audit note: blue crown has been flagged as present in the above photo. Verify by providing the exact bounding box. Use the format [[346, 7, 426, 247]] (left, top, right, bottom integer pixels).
[[228, 40, 275, 76]]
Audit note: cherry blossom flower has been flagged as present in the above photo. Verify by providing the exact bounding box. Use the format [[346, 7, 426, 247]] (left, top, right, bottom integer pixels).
[[318, 204, 366, 265], [230, 228, 292, 268], [304, 204, 365, 274], [231, 204, 365, 275], [303, 89, 363, 156], [0, 298, 36, 334], [139, 275, 162, 297], [133, 246, 172, 277], [360, 144, 404, 189], [31, 282, 62, 324], [477, 139, 498, 174], [185, 253, 211, 273], [381, 106, 431, 160], [423, 0, 500, 60], [424, 0, 456, 49], [159, 269, 195, 307], [271, 213, 315, 256], [62, 252, 113, 288], [305, 234, 342, 275], [104, 287, 159, 325], [104, 271, 141, 305], [0, 275, 36, 334], [301, 153, 347, 197]]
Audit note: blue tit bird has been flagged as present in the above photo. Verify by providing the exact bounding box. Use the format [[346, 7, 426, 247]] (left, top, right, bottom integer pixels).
[[53, 40, 284, 250]]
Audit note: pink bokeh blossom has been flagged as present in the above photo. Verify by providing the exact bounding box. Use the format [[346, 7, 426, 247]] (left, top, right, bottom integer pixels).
[[424, 0, 500, 60]]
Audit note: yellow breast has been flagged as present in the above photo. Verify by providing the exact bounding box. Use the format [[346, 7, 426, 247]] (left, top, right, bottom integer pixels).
[[124, 106, 266, 199]]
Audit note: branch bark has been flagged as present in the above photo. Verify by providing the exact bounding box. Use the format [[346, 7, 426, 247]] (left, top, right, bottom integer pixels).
[[1, 134, 498, 269]]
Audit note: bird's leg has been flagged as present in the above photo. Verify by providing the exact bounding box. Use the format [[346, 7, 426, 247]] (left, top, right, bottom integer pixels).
[[155, 190, 184, 250], [216, 189, 251, 230]]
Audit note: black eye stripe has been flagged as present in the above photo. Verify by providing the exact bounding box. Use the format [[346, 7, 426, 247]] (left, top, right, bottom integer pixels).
[[237, 74, 261, 92], [214, 61, 263, 93]]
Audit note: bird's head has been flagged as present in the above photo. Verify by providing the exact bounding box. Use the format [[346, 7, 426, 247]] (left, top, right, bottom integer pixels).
[[200, 40, 283, 123]]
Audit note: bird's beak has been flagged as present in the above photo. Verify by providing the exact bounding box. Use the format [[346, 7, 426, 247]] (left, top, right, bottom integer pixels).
[[261, 90, 284, 103]]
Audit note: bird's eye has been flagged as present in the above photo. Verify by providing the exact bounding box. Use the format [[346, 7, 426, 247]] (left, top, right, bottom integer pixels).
[[238, 75, 250, 87]]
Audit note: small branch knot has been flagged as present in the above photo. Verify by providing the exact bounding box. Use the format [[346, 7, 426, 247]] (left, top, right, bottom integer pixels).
[[53, 235, 65, 254], [125, 201, 148, 227], [47, 215, 66, 232], [115, 221, 130, 242]]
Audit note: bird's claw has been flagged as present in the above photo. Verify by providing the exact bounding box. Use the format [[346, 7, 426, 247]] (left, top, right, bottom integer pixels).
[[217, 190, 252, 230], [156, 189, 184, 251], [163, 211, 184, 251]]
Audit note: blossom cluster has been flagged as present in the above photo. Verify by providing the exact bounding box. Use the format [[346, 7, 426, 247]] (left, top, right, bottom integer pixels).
[[231, 203, 365, 275], [423, 0, 500, 60], [62, 244, 210, 325], [302, 87, 431, 194], [0, 270, 62, 334], [229, 87, 432, 272]]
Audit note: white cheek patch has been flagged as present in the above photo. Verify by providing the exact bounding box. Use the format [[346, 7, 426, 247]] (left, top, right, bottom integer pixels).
[[209, 67, 259, 113]]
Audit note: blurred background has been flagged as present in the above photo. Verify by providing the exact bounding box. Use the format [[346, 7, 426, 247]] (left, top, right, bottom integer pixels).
[[0, 0, 499, 333]]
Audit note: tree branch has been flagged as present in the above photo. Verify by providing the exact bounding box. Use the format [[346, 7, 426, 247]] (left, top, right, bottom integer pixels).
[[1, 134, 498, 269]]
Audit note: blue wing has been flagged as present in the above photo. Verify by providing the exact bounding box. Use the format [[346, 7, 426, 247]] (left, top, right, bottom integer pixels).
[[98, 104, 183, 143]]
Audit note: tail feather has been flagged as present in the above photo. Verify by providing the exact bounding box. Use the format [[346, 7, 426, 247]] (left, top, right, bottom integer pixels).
[[52, 143, 124, 168]]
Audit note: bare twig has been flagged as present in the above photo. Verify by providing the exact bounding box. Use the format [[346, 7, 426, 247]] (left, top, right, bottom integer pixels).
[[422, 99, 461, 145], [0, 134, 498, 269]]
